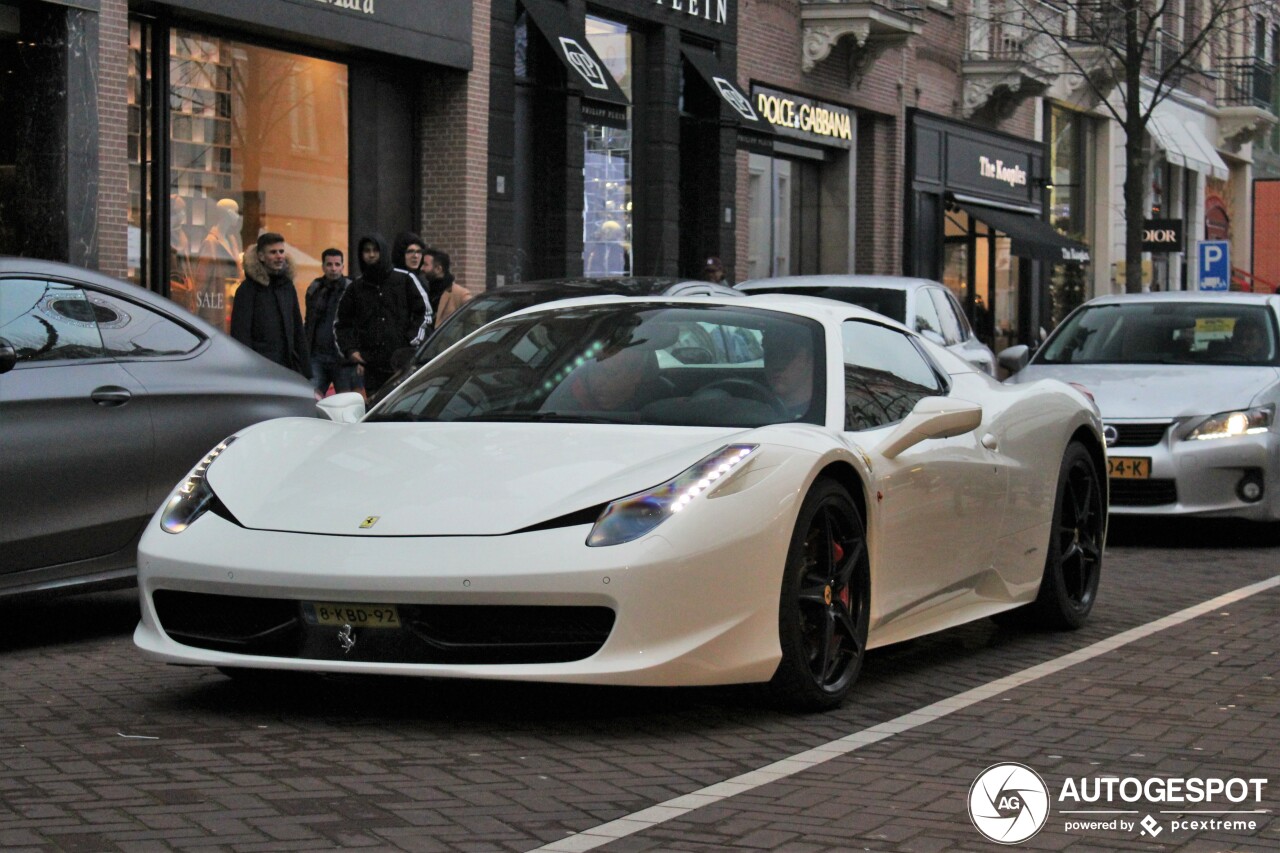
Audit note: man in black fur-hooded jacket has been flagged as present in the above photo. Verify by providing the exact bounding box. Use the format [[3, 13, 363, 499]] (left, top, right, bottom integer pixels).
[[335, 233, 429, 394], [229, 232, 310, 378]]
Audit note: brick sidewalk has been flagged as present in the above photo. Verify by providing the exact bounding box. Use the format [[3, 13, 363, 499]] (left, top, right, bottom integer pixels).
[[0, 529, 1277, 852]]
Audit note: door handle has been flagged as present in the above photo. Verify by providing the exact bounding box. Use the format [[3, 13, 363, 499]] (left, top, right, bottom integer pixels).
[[91, 386, 132, 406]]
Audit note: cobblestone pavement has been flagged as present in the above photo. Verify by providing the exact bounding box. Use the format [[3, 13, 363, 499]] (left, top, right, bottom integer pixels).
[[1, 518, 1278, 852]]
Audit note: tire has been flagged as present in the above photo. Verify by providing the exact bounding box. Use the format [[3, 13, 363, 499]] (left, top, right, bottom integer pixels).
[[768, 478, 870, 712], [997, 442, 1104, 630]]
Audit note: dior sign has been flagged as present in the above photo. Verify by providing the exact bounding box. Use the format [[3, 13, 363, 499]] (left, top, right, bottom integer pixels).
[[1142, 219, 1184, 253]]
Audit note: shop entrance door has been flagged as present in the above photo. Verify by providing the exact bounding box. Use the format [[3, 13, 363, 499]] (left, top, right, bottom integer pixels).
[[943, 207, 1019, 352], [747, 153, 822, 279]]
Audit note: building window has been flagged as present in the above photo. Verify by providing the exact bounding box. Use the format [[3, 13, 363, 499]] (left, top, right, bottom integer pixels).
[[1048, 105, 1090, 326], [583, 16, 631, 277], [165, 30, 349, 331], [127, 21, 153, 288]]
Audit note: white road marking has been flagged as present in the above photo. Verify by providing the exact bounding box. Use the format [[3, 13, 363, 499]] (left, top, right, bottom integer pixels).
[[530, 575, 1280, 853]]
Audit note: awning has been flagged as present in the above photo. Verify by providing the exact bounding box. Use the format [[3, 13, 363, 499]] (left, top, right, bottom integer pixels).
[[1147, 103, 1229, 180], [955, 201, 1091, 265], [680, 47, 777, 153], [520, 0, 629, 127]]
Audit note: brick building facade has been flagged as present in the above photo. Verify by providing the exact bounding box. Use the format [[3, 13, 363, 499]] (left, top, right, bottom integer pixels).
[[5, 0, 1278, 345]]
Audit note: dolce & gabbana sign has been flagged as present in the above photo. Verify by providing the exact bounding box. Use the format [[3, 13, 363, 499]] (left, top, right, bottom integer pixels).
[[751, 86, 853, 149]]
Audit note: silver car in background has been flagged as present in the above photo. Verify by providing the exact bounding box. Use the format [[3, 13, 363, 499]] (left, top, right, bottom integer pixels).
[[735, 275, 996, 374], [1002, 292, 1280, 522], [0, 258, 316, 597]]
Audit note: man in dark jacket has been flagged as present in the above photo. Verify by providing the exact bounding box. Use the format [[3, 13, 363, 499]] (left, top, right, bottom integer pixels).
[[304, 247, 360, 398], [229, 232, 310, 378], [335, 233, 430, 394]]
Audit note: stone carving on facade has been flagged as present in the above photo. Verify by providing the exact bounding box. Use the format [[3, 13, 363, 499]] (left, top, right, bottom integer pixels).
[[800, 3, 923, 79], [1218, 107, 1279, 153]]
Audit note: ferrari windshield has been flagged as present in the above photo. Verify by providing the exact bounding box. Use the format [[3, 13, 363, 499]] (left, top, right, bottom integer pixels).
[[370, 303, 826, 428], [1037, 302, 1280, 367]]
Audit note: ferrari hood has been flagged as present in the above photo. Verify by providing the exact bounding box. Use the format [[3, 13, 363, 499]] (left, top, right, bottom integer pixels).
[[206, 419, 750, 535], [1012, 364, 1280, 419]]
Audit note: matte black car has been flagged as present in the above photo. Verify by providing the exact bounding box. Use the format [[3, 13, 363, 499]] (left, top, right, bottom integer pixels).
[[369, 276, 742, 404], [0, 258, 316, 597]]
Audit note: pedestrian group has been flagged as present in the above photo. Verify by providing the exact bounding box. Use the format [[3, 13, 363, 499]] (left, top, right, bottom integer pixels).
[[228, 230, 473, 398]]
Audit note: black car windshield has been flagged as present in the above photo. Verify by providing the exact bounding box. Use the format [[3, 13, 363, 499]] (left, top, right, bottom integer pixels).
[[1037, 302, 1280, 366], [745, 286, 907, 324], [370, 303, 826, 428]]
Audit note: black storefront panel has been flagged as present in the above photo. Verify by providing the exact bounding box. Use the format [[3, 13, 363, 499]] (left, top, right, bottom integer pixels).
[[138, 0, 472, 68]]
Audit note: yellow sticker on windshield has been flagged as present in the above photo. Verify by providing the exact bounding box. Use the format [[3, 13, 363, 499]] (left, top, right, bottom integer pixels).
[[1195, 317, 1235, 335]]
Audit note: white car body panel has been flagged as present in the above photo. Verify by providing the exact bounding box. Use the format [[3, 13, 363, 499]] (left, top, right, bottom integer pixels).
[[135, 294, 1102, 686]]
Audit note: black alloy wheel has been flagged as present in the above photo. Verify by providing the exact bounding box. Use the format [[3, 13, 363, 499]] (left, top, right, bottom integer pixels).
[[770, 478, 870, 711], [1000, 441, 1104, 630]]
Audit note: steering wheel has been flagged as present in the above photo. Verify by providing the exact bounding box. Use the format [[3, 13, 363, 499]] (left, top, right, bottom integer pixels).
[[694, 378, 787, 417]]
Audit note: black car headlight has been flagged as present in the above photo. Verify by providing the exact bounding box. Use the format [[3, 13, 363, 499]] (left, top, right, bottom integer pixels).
[[586, 444, 757, 547], [160, 437, 236, 534], [1184, 405, 1273, 441]]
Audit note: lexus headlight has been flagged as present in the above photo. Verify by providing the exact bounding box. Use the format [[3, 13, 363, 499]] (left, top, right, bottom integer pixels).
[[1185, 406, 1273, 441], [160, 437, 236, 533], [587, 444, 757, 547]]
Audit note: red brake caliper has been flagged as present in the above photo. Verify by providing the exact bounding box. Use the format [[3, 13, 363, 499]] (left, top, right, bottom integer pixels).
[[832, 541, 851, 607]]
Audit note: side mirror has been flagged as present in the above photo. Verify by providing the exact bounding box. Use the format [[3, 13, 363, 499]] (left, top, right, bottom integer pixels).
[[316, 392, 366, 423], [875, 396, 982, 459], [0, 343, 15, 375], [919, 328, 946, 347], [997, 344, 1030, 375]]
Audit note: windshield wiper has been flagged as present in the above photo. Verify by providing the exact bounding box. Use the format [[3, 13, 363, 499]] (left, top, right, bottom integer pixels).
[[451, 411, 633, 424]]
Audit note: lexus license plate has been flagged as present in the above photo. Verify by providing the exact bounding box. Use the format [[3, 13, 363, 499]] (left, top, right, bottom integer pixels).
[[303, 602, 400, 628], [1107, 456, 1151, 479]]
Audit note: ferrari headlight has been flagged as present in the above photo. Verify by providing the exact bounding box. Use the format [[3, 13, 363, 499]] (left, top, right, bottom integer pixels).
[[586, 444, 758, 547], [160, 437, 236, 533], [1185, 406, 1273, 441]]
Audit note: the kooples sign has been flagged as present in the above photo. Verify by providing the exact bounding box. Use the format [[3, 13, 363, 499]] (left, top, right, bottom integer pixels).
[[752, 86, 852, 148], [651, 0, 729, 25], [979, 156, 1026, 188], [1142, 219, 1184, 252]]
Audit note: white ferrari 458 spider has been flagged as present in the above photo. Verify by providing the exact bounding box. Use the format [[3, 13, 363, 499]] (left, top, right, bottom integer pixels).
[[135, 294, 1106, 710]]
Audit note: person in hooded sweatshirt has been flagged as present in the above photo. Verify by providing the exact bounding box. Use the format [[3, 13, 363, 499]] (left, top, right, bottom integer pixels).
[[229, 231, 310, 378], [334, 233, 430, 394], [393, 231, 427, 278]]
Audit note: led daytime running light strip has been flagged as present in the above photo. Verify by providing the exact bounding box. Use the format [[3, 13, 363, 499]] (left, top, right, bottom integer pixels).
[[180, 439, 235, 492], [670, 446, 754, 513]]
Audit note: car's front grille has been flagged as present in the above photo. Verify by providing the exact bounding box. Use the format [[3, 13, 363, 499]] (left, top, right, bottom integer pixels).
[[1107, 422, 1171, 447], [1109, 478, 1178, 506], [153, 590, 614, 665]]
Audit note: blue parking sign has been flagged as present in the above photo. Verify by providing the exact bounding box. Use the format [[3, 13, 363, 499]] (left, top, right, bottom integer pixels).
[[1197, 240, 1231, 291]]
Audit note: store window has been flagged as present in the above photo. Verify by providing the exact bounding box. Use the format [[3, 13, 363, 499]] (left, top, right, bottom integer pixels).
[[128, 27, 351, 331], [1048, 105, 1090, 325], [127, 21, 152, 288], [583, 17, 631, 277]]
